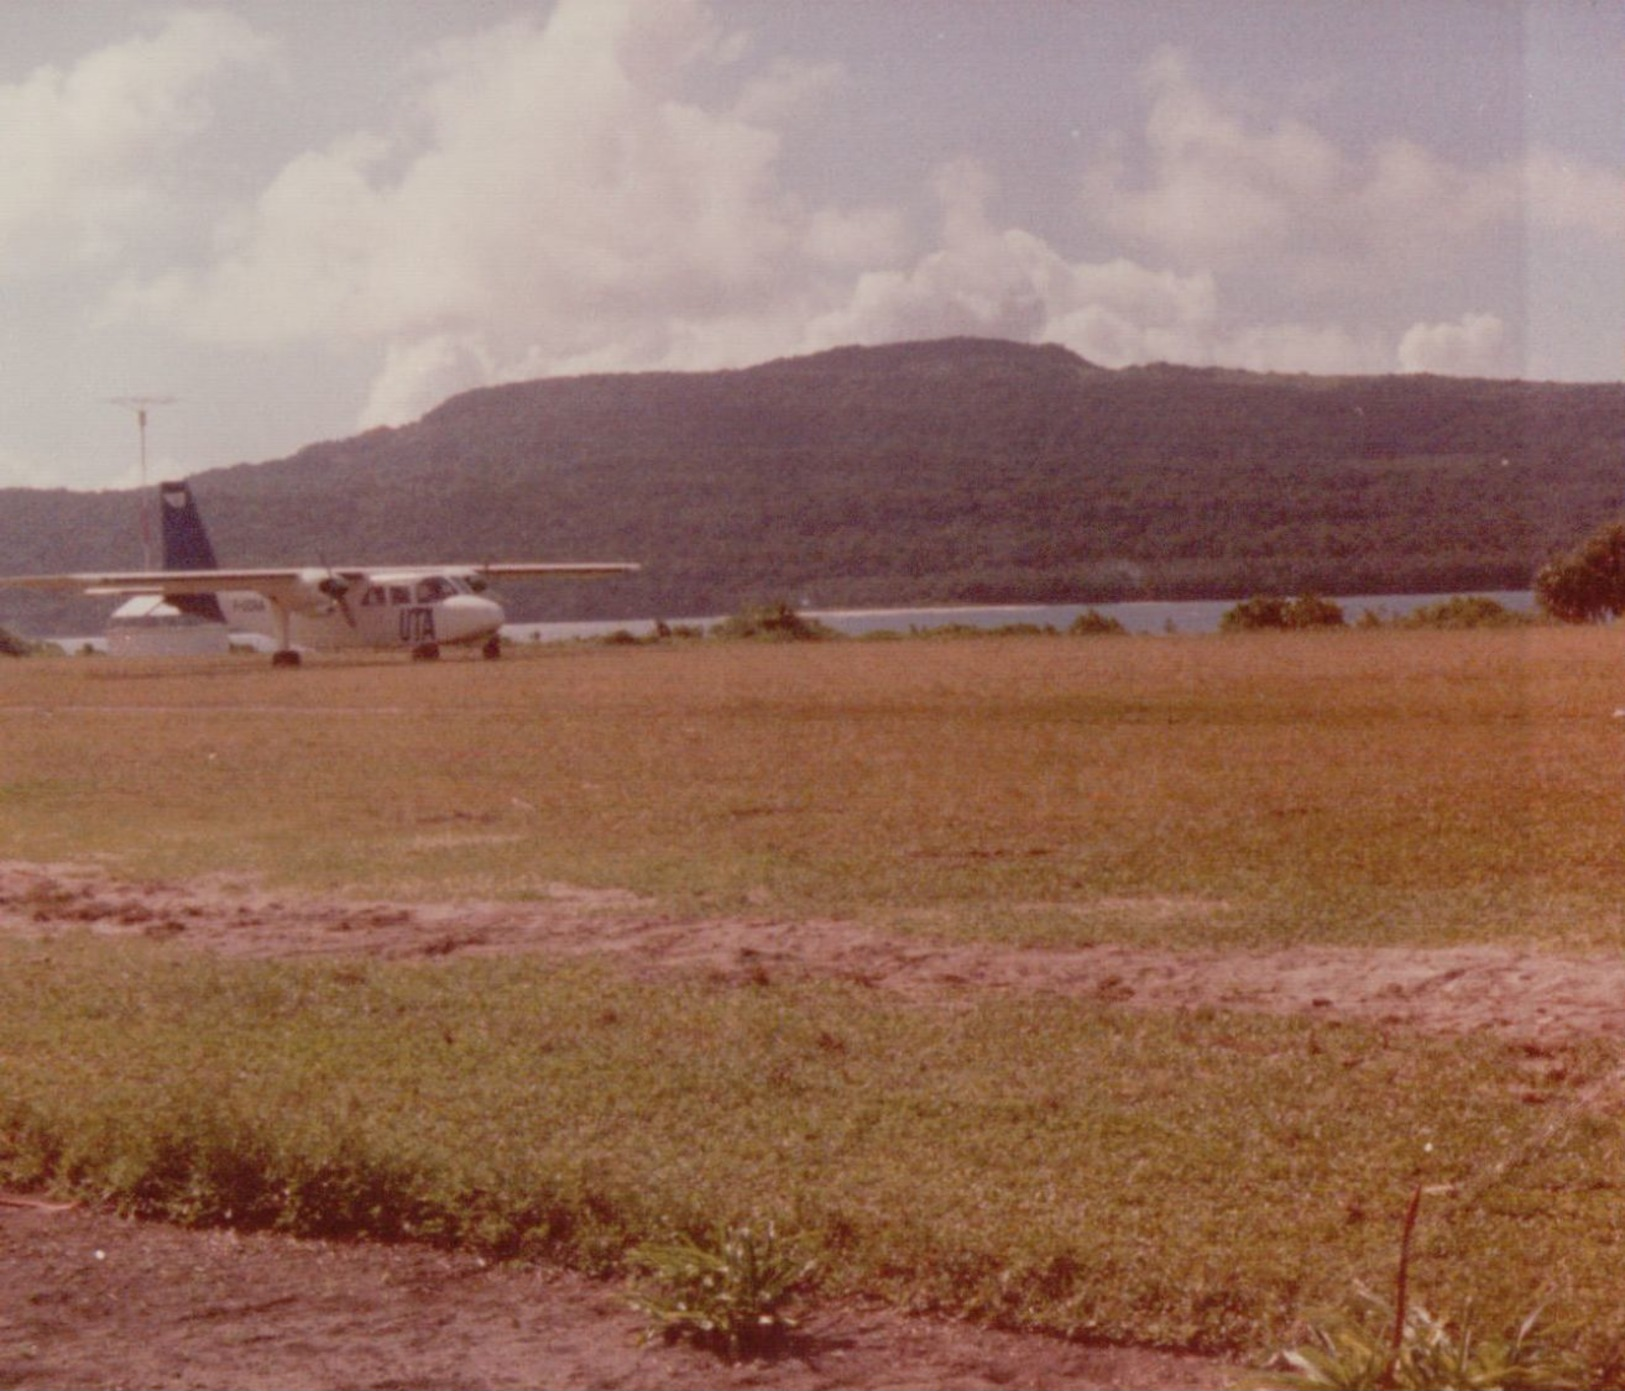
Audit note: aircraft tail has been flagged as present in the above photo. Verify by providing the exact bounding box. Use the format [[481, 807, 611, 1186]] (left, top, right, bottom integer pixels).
[[158, 480, 226, 623]]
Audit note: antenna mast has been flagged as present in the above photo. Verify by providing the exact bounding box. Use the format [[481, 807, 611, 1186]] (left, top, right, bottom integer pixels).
[[109, 396, 177, 570]]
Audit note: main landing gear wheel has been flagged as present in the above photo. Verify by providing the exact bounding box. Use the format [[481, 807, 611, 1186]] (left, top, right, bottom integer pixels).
[[271, 650, 302, 668], [411, 642, 441, 662], [482, 636, 503, 660]]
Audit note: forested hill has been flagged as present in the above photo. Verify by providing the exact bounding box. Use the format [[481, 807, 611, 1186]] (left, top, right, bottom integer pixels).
[[4, 336, 1624, 633]]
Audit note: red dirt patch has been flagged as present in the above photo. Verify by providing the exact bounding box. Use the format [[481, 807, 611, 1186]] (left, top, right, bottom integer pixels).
[[5, 860, 1623, 1043], [0, 1202, 1232, 1391]]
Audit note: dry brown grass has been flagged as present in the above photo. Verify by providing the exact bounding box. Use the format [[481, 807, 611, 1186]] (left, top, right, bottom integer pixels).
[[2, 628, 1621, 949]]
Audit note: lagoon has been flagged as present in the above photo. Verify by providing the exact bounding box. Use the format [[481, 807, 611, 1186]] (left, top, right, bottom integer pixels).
[[504, 590, 1538, 644]]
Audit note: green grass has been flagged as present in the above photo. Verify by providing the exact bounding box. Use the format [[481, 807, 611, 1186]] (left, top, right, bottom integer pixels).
[[4, 630, 1625, 1367], [1, 937, 1623, 1360]]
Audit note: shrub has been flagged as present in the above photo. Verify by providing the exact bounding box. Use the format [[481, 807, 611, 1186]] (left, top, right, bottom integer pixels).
[[1536, 521, 1625, 623], [985, 622, 1057, 637], [709, 602, 836, 642], [1221, 596, 1289, 631], [1221, 594, 1345, 632], [0, 625, 37, 657], [1068, 609, 1127, 636], [1284, 594, 1346, 629], [1398, 595, 1534, 631]]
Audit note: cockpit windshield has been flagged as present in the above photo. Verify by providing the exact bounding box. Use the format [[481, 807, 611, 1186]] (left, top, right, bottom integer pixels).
[[414, 576, 462, 603]]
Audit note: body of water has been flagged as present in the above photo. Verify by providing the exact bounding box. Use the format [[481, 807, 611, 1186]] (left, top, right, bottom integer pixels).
[[503, 590, 1538, 644]]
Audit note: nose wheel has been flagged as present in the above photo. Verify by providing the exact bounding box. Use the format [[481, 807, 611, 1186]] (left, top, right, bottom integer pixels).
[[482, 636, 503, 660]]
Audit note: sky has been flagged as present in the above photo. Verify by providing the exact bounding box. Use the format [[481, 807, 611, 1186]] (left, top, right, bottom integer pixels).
[[0, 0, 1620, 492]]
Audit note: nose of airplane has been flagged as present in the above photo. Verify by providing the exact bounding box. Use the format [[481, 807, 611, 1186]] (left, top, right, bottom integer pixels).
[[438, 594, 505, 645]]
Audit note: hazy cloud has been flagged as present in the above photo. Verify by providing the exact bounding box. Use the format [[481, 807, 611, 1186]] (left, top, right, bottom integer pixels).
[[1398, 313, 1514, 377], [0, 10, 270, 277], [1078, 44, 1618, 308], [359, 333, 495, 431], [1523, 150, 1625, 242], [1082, 47, 1344, 267]]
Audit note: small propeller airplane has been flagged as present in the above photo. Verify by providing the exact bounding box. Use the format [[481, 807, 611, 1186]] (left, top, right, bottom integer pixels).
[[0, 480, 639, 665]]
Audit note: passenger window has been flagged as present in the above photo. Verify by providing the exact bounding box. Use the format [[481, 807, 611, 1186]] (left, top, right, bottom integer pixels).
[[362, 586, 385, 607]]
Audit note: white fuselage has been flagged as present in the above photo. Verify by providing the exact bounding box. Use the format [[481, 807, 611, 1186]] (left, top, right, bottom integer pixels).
[[219, 573, 505, 653]]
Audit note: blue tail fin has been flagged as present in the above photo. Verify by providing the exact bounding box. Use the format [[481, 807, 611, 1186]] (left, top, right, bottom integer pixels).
[[158, 480, 226, 623], [160, 480, 218, 570]]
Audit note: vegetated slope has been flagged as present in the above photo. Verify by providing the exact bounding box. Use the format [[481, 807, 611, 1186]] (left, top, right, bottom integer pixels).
[[3, 337, 1622, 633]]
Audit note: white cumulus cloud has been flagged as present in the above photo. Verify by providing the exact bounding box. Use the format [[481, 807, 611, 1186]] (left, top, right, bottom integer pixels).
[[803, 158, 1218, 366], [118, 0, 900, 426], [801, 156, 1399, 377], [106, 14, 1598, 436]]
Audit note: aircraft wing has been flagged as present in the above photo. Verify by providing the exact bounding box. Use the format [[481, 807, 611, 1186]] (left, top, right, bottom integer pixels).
[[0, 568, 347, 598], [450, 563, 641, 581], [0, 562, 638, 596]]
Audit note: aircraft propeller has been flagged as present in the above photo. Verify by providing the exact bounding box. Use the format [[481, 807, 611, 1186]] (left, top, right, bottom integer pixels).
[[317, 563, 357, 627]]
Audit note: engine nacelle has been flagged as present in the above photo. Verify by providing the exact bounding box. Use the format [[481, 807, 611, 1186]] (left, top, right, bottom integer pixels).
[[287, 567, 350, 615]]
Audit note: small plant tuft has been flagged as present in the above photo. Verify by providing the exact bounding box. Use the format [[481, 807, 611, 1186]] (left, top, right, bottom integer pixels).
[[1275, 1188, 1589, 1390], [1274, 1288, 1588, 1390], [626, 1221, 816, 1360]]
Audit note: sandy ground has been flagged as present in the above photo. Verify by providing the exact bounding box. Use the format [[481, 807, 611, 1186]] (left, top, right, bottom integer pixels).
[[6, 859, 1624, 1389]]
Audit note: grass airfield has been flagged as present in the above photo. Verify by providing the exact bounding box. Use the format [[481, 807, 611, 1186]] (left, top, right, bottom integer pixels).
[[3, 627, 1625, 1363]]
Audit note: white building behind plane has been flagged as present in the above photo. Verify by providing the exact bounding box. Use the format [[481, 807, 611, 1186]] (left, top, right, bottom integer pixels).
[[106, 595, 229, 656]]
